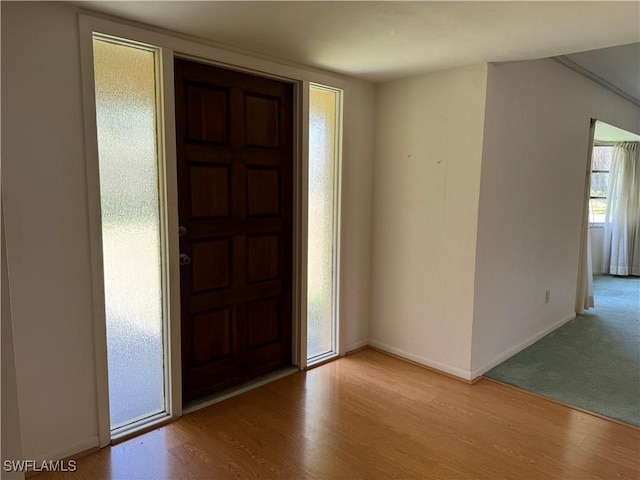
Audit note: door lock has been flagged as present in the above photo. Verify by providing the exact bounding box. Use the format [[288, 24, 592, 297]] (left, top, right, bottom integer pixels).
[[180, 254, 191, 266]]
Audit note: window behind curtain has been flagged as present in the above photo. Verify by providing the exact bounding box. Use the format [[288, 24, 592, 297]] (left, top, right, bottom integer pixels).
[[589, 145, 613, 224]]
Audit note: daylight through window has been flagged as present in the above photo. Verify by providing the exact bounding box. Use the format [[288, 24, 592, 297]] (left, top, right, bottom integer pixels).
[[93, 36, 167, 433], [589, 145, 613, 224], [307, 84, 342, 363]]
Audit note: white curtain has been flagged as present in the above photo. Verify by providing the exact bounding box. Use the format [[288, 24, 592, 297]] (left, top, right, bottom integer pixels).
[[576, 123, 595, 314], [576, 225, 594, 314], [602, 142, 640, 276]]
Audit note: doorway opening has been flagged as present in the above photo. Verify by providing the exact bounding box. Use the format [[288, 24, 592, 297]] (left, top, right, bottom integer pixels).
[[93, 36, 169, 434], [588, 120, 640, 281]]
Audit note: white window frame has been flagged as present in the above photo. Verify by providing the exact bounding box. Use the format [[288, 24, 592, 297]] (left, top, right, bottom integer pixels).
[[93, 32, 179, 441], [589, 143, 614, 226], [78, 13, 347, 446], [306, 84, 344, 367]]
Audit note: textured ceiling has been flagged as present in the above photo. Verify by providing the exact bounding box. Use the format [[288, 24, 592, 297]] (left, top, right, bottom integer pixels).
[[70, 1, 640, 83], [595, 121, 640, 143]]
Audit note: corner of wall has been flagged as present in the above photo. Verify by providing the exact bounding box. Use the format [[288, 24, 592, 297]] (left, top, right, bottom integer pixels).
[[369, 63, 490, 379], [2, 205, 25, 480], [470, 313, 576, 379], [341, 78, 376, 349], [470, 56, 640, 374]]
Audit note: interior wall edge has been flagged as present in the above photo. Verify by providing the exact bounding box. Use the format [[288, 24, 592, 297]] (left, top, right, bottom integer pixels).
[[471, 313, 576, 379], [2, 0, 100, 461], [346, 339, 369, 353], [470, 57, 639, 371], [369, 62, 488, 377], [368, 340, 473, 381], [1, 202, 25, 479], [554, 55, 640, 107]]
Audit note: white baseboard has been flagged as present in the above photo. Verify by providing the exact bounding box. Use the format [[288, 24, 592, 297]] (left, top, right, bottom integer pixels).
[[32, 435, 99, 464], [346, 339, 368, 353], [470, 312, 576, 379], [368, 340, 472, 381]]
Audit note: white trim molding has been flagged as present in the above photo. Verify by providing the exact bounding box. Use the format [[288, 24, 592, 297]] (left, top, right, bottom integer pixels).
[[368, 340, 474, 381], [32, 436, 99, 465], [346, 339, 369, 353], [555, 56, 640, 107]]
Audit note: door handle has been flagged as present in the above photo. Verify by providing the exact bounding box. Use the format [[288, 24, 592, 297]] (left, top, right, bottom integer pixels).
[[180, 254, 191, 266]]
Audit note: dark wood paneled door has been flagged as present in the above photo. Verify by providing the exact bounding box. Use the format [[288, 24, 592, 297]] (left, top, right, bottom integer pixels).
[[174, 59, 294, 402]]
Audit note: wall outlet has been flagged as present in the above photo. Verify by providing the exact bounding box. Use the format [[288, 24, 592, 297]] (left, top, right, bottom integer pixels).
[[545, 289, 550, 304]]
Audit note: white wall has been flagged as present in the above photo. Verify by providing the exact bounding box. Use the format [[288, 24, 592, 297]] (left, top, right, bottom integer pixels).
[[342, 82, 375, 351], [369, 64, 488, 378], [471, 58, 640, 374], [2, 208, 24, 479], [2, 1, 100, 461], [1, 1, 375, 461]]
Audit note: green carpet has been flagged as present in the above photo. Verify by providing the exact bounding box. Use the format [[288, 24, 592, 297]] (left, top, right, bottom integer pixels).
[[485, 275, 640, 426]]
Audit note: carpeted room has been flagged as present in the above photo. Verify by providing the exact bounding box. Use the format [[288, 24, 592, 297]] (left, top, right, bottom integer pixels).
[[485, 274, 640, 426], [486, 129, 640, 428]]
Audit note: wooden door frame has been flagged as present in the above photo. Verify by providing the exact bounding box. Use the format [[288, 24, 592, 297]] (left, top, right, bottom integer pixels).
[[80, 13, 347, 448]]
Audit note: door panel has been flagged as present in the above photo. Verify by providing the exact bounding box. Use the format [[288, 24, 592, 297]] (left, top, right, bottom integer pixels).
[[246, 167, 281, 216], [175, 59, 294, 402], [189, 165, 231, 218]]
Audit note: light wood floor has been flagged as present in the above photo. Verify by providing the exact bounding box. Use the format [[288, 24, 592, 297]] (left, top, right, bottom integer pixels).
[[37, 349, 639, 479]]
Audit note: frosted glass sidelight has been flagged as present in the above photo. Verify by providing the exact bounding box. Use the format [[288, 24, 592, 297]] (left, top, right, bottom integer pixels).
[[93, 39, 165, 429], [307, 86, 340, 360]]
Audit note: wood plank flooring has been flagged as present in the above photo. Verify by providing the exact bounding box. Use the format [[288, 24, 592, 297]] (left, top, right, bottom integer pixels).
[[36, 349, 639, 479]]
